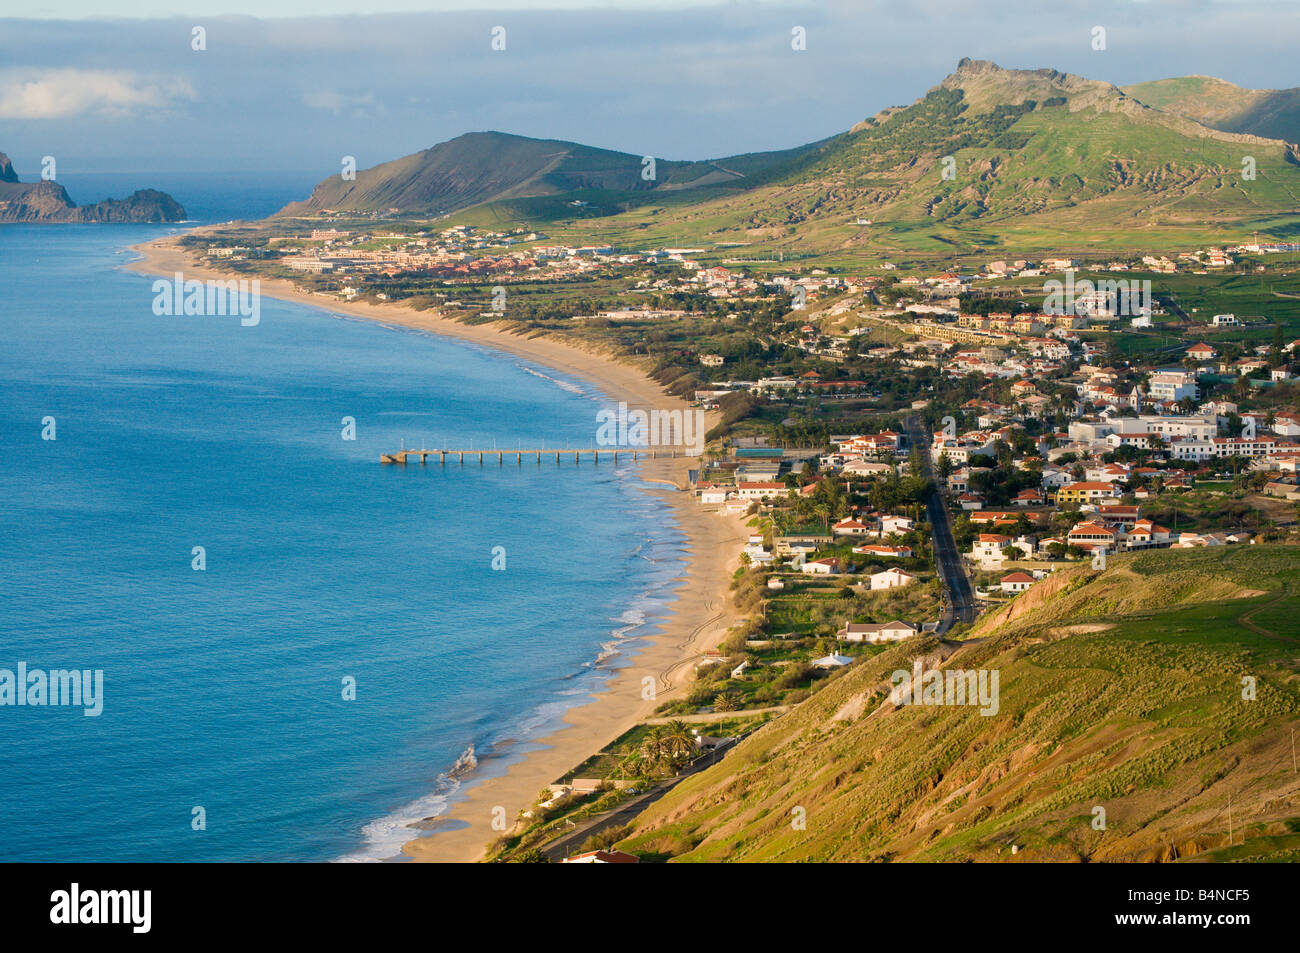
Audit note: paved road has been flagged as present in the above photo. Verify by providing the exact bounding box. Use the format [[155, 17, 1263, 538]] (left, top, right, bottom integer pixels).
[[904, 416, 977, 633], [541, 738, 738, 862], [643, 705, 788, 725]]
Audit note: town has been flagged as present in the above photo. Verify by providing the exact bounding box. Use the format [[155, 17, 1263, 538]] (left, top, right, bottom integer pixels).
[[193, 221, 1300, 725], [239, 224, 1300, 862]]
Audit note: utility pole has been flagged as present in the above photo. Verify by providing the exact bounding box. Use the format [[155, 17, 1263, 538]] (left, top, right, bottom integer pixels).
[[1227, 794, 1233, 847]]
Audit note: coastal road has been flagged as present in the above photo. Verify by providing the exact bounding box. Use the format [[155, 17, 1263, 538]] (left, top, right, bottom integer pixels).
[[643, 705, 788, 725], [904, 416, 977, 633], [541, 737, 739, 862]]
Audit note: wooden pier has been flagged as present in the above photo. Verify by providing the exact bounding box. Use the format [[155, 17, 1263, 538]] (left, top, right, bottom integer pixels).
[[380, 446, 678, 465]]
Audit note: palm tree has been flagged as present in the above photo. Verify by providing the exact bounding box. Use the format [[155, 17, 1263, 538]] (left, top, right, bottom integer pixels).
[[713, 692, 740, 712], [616, 749, 650, 781], [662, 721, 697, 765], [639, 726, 669, 768]]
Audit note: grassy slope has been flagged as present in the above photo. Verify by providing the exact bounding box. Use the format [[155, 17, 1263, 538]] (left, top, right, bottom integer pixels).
[[272, 63, 1300, 262], [619, 545, 1300, 862], [466, 69, 1300, 262], [1125, 76, 1300, 147], [276, 130, 835, 218]]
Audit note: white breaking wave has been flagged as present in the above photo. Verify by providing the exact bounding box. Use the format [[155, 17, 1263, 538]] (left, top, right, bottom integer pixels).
[[448, 744, 478, 778], [494, 697, 581, 740], [334, 743, 478, 863], [338, 528, 683, 862], [334, 777, 460, 864], [584, 603, 655, 670], [514, 362, 586, 395]]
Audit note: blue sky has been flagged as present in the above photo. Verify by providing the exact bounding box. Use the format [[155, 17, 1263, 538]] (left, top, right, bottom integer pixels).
[[2, 1, 1298, 177]]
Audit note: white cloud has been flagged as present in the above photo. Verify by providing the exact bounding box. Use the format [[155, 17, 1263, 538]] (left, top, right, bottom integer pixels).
[[0, 69, 194, 120], [302, 89, 381, 115]]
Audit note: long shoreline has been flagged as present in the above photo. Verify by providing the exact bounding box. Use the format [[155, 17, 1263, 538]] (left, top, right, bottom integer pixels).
[[125, 233, 750, 862]]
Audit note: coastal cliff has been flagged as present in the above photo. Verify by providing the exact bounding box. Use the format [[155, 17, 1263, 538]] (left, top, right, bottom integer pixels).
[[0, 153, 186, 223]]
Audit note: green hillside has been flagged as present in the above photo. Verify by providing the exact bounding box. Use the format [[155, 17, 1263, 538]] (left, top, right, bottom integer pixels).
[[536, 60, 1300, 260], [1125, 76, 1300, 147], [619, 545, 1300, 862], [277, 130, 833, 218], [274, 60, 1300, 260]]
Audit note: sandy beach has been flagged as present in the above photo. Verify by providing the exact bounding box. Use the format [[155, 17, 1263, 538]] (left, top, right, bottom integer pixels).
[[125, 233, 751, 862]]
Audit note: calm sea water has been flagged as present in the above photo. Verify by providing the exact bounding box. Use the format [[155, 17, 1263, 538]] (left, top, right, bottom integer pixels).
[[0, 175, 685, 861]]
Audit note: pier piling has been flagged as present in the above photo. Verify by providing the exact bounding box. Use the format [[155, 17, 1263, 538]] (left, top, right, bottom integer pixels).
[[382, 445, 679, 468]]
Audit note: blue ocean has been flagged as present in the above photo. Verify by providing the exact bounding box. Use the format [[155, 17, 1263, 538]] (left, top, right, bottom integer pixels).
[[0, 173, 685, 861]]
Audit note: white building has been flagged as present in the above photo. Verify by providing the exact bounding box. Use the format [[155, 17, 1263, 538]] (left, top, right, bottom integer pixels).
[[838, 620, 920, 643], [832, 518, 872, 537], [735, 481, 788, 500], [1147, 369, 1199, 403], [1169, 436, 1277, 461], [811, 653, 853, 669], [1000, 571, 1035, 593], [869, 568, 916, 591], [879, 515, 914, 535], [801, 558, 839, 576]]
